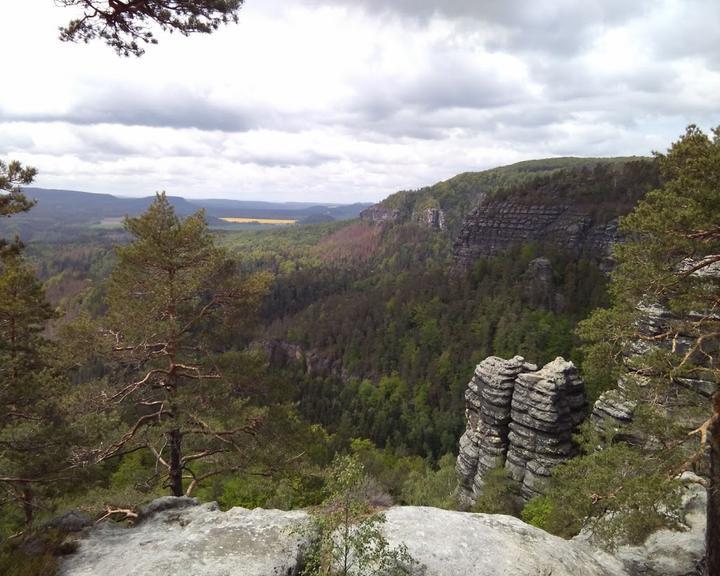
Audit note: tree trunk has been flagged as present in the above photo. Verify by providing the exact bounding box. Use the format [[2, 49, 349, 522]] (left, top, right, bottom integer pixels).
[[22, 483, 34, 526], [706, 401, 720, 576], [168, 428, 183, 497]]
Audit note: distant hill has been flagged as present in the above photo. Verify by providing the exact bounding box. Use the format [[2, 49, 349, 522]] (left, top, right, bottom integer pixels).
[[0, 188, 372, 242], [368, 156, 651, 234]]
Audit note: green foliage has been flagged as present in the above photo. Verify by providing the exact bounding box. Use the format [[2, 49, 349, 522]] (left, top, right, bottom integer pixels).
[[57, 0, 243, 57], [523, 427, 685, 546], [576, 125, 720, 547], [0, 244, 74, 531], [0, 160, 37, 222], [82, 193, 277, 497], [275, 236, 606, 458], [520, 496, 556, 531], [470, 466, 521, 516], [301, 455, 422, 576], [400, 453, 457, 509]]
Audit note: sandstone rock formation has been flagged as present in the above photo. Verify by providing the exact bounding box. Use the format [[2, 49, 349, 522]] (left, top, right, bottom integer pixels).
[[457, 356, 587, 505], [359, 205, 401, 224], [413, 207, 446, 230], [60, 497, 636, 576], [522, 257, 563, 311], [59, 501, 311, 576], [453, 199, 620, 267], [253, 339, 348, 380]]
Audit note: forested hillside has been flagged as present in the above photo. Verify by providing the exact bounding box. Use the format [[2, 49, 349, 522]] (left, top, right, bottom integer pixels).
[[0, 153, 678, 574], [228, 158, 659, 458]]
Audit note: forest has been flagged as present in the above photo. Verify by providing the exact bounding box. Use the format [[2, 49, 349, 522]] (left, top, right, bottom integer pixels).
[[3, 125, 719, 575]]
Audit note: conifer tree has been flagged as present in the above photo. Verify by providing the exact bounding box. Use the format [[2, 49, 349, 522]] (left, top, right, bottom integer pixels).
[[57, 0, 244, 56], [0, 241, 68, 527], [93, 193, 270, 497], [554, 125, 720, 572]]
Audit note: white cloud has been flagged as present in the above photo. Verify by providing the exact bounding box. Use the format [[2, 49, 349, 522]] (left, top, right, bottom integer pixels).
[[0, 0, 718, 202]]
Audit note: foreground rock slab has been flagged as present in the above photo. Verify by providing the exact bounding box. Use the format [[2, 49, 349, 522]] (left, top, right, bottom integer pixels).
[[59, 502, 310, 576], [382, 507, 626, 576], [60, 499, 632, 576]]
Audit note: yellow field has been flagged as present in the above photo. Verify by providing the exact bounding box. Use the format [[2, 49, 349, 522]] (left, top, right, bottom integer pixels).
[[220, 217, 297, 225]]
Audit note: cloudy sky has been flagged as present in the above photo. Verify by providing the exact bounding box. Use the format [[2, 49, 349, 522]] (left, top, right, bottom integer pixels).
[[1, 0, 718, 202]]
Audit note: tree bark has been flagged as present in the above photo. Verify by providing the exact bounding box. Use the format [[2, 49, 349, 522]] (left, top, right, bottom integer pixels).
[[706, 398, 720, 576], [168, 428, 183, 497], [22, 483, 34, 526]]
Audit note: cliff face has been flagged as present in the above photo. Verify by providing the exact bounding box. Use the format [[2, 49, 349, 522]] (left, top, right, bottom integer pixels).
[[361, 159, 658, 266], [359, 205, 401, 224], [456, 356, 587, 505], [452, 200, 620, 267]]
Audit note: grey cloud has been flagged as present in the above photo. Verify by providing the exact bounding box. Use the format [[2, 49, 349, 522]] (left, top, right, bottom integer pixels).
[[0, 86, 259, 133], [237, 150, 341, 167], [647, 0, 720, 70], [309, 0, 654, 55]]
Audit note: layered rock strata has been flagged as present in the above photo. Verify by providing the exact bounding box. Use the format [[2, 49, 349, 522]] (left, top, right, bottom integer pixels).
[[453, 200, 620, 267], [457, 356, 587, 505]]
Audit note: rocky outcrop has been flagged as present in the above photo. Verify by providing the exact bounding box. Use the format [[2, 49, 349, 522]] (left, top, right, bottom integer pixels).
[[381, 507, 626, 576], [60, 497, 636, 576], [453, 199, 620, 267], [590, 295, 719, 441], [253, 339, 347, 380], [507, 358, 587, 499], [59, 501, 311, 576], [360, 203, 446, 231], [413, 207, 446, 230], [457, 356, 587, 505], [359, 205, 401, 224], [523, 257, 564, 311]]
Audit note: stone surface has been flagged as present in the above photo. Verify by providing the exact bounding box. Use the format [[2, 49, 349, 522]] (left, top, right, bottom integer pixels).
[[60, 498, 635, 576], [523, 257, 561, 311], [359, 205, 401, 224], [413, 207, 446, 230], [457, 356, 587, 504], [452, 199, 621, 267], [575, 473, 707, 576], [253, 339, 348, 381], [382, 507, 627, 576], [590, 293, 718, 441], [59, 502, 311, 576], [45, 510, 93, 533]]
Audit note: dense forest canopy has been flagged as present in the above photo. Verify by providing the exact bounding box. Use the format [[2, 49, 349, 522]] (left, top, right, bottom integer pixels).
[[1, 132, 718, 575]]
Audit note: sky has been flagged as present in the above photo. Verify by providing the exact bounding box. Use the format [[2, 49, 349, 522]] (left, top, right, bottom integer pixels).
[[0, 0, 719, 203]]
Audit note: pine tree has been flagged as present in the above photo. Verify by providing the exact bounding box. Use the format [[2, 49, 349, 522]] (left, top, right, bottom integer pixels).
[[574, 125, 720, 571], [92, 193, 270, 497], [57, 0, 244, 56], [0, 241, 67, 527]]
